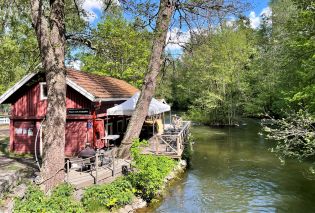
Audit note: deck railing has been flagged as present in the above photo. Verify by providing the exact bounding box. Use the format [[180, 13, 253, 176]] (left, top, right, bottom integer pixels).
[[0, 116, 9, 125], [150, 121, 191, 157], [65, 148, 130, 185]]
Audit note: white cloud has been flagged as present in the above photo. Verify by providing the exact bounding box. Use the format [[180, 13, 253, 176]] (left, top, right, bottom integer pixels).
[[165, 28, 193, 52], [249, 11, 261, 29], [67, 60, 83, 70], [82, 0, 104, 22], [226, 17, 236, 27], [249, 6, 272, 29], [81, 0, 121, 22], [261, 6, 272, 18]]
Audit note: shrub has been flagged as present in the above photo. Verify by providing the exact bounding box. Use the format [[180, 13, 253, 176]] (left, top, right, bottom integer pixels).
[[263, 111, 315, 162], [14, 184, 84, 213], [82, 177, 134, 212], [127, 139, 176, 201]]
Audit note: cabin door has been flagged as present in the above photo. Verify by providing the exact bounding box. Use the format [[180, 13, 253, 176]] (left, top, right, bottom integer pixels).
[[65, 121, 87, 156], [94, 119, 105, 149], [13, 121, 37, 154]]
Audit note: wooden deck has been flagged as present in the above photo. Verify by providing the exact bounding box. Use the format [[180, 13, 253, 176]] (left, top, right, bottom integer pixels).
[[65, 120, 191, 188], [65, 150, 131, 189], [142, 121, 191, 159]]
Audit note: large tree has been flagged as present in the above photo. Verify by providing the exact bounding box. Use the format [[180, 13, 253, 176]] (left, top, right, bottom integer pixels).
[[29, 0, 111, 191], [118, 0, 246, 158], [30, 0, 67, 191]]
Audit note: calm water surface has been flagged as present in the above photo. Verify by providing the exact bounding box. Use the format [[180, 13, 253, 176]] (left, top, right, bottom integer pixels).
[[140, 120, 315, 213]]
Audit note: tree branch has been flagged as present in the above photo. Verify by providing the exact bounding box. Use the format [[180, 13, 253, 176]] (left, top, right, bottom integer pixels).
[[65, 34, 96, 50]]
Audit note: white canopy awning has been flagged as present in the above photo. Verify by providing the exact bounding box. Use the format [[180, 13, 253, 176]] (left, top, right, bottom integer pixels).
[[106, 92, 171, 116]]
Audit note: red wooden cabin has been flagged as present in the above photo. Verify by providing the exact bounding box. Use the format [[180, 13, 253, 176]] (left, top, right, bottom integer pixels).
[[0, 69, 138, 156]]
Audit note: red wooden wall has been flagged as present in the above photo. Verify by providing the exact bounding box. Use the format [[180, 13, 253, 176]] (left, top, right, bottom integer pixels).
[[9, 80, 131, 156], [10, 82, 94, 156], [11, 83, 92, 118]]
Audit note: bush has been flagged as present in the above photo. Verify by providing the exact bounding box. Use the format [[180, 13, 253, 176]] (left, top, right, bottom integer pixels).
[[263, 111, 315, 162], [127, 139, 176, 201], [14, 140, 177, 212], [14, 184, 84, 213], [82, 177, 134, 212]]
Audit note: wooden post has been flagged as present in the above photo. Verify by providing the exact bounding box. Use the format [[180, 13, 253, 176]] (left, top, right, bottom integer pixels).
[[66, 159, 70, 183], [177, 137, 180, 155], [155, 136, 159, 154], [112, 148, 115, 176], [95, 153, 98, 184]]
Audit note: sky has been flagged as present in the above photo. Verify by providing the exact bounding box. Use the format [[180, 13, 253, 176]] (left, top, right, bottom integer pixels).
[[69, 0, 271, 68]]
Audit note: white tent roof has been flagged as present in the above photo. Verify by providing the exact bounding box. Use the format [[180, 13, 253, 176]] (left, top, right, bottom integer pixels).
[[107, 92, 170, 116]]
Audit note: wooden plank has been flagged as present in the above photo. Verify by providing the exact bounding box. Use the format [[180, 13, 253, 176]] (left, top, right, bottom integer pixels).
[[67, 159, 131, 189]]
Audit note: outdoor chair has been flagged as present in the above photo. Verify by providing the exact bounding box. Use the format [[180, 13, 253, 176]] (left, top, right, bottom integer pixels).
[[80, 157, 95, 173], [101, 156, 112, 167]]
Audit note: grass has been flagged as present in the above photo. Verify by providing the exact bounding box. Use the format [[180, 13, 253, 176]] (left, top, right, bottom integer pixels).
[[2, 164, 23, 171]]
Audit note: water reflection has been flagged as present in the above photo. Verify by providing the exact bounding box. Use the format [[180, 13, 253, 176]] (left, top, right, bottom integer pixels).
[[140, 120, 315, 213]]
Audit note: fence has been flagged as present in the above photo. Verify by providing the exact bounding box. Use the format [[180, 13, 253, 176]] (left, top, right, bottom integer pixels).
[[0, 117, 9, 125], [148, 121, 191, 157], [65, 148, 131, 188]]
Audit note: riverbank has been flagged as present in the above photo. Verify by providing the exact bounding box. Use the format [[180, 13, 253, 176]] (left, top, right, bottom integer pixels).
[[11, 141, 188, 213], [144, 123, 315, 212], [116, 159, 187, 213]]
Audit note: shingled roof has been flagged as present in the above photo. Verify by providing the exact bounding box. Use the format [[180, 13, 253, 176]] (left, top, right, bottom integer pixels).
[[0, 69, 139, 104], [67, 69, 138, 100]]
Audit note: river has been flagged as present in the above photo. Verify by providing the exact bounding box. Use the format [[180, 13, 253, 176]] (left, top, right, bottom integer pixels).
[[139, 119, 315, 213]]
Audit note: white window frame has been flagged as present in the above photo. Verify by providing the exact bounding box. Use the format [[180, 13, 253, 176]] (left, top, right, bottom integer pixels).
[[39, 82, 47, 100]]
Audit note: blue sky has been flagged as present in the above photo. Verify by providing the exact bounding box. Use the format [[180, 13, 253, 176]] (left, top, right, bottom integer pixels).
[[69, 0, 271, 67], [250, 0, 270, 15], [83, 0, 271, 27]]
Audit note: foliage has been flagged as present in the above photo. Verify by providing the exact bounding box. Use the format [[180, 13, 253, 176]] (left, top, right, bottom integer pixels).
[[167, 20, 256, 125], [79, 16, 151, 88], [263, 111, 315, 162], [0, 1, 39, 95], [14, 184, 84, 213], [127, 139, 176, 201], [82, 177, 134, 212], [158, 0, 314, 128], [244, 0, 315, 116], [0, 0, 89, 95]]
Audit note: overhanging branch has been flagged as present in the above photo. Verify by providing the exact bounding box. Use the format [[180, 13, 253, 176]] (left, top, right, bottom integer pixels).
[[65, 34, 96, 50]]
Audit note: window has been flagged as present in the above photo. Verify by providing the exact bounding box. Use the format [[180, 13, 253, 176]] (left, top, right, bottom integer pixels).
[[117, 120, 124, 134], [40, 82, 47, 100], [106, 123, 113, 135]]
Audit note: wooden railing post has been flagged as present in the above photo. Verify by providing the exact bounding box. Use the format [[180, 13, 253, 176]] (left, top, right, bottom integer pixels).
[[112, 148, 115, 176], [155, 136, 159, 154], [95, 153, 98, 184], [66, 159, 70, 183], [177, 137, 180, 155]]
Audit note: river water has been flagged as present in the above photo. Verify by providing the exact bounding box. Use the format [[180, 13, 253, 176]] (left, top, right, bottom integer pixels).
[[140, 120, 315, 213]]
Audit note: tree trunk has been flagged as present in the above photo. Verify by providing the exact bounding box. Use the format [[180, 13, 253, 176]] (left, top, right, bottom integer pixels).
[[31, 0, 66, 192], [117, 0, 175, 158]]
